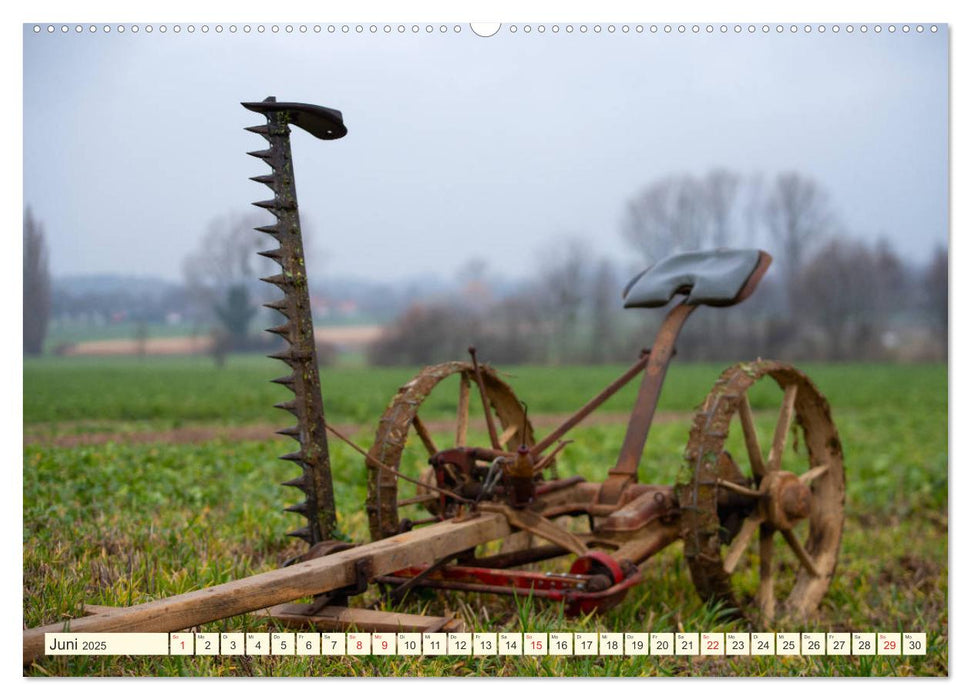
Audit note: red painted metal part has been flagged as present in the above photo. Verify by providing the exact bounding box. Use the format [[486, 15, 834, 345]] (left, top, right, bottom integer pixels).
[[379, 552, 639, 616], [569, 550, 625, 584]]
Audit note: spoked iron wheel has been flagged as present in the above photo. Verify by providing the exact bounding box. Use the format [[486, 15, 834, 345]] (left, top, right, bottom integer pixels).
[[365, 361, 535, 541], [678, 360, 845, 621]]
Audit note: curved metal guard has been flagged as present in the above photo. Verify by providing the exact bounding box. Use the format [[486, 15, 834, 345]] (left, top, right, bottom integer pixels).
[[243, 97, 347, 140]]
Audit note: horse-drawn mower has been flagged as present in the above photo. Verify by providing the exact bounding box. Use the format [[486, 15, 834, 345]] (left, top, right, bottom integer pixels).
[[23, 99, 845, 666]]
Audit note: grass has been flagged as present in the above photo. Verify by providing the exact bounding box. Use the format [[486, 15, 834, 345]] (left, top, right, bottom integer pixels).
[[23, 354, 945, 425], [22, 357, 948, 676]]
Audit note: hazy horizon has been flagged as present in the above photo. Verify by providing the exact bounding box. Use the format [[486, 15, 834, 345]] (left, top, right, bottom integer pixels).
[[24, 23, 948, 284]]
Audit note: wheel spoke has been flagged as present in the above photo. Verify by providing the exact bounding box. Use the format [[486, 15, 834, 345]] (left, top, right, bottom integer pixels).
[[470, 354, 502, 449], [799, 464, 830, 485], [398, 493, 438, 507], [767, 384, 798, 472], [368, 362, 534, 541], [756, 525, 776, 620], [411, 415, 438, 456], [723, 512, 764, 574], [498, 424, 519, 450], [781, 528, 822, 578], [716, 478, 761, 499], [738, 394, 767, 478], [456, 374, 470, 446]]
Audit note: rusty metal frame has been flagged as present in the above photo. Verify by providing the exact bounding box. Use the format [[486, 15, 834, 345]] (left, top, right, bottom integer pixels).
[[360, 258, 799, 616]]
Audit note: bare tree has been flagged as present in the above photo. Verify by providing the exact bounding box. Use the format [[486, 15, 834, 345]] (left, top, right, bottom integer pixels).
[[763, 172, 835, 309], [23, 208, 51, 356], [700, 170, 743, 345], [623, 171, 754, 265], [871, 237, 907, 317], [537, 237, 593, 362], [183, 211, 272, 291], [741, 173, 766, 246], [588, 258, 619, 363], [214, 284, 258, 350], [182, 211, 273, 352], [923, 246, 947, 342], [703, 169, 741, 248], [623, 176, 710, 263], [792, 240, 861, 359], [793, 238, 904, 360], [482, 294, 548, 364]]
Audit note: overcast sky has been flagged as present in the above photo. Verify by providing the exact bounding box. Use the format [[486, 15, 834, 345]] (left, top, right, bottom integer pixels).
[[23, 22, 947, 284]]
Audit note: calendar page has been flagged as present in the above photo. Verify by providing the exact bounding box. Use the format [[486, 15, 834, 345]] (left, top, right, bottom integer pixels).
[[20, 0, 949, 680]]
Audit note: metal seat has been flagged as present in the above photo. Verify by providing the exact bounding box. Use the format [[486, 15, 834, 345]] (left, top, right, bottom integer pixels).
[[623, 248, 772, 309]]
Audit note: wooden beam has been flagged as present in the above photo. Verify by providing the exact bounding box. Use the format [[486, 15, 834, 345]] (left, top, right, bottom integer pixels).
[[87, 603, 464, 633], [253, 603, 465, 633], [23, 512, 509, 666]]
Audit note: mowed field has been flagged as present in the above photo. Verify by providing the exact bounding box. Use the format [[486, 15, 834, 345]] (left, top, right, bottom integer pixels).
[[23, 356, 948, 676]]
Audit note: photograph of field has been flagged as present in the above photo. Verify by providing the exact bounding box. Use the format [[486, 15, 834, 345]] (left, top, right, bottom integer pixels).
[[22, 12, 947, 679], [22, 357, 947, 675]]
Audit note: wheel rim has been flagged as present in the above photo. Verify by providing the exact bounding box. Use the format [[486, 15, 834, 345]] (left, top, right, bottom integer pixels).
[[366, 361, 534, 541], [678, 360, 845, 621]]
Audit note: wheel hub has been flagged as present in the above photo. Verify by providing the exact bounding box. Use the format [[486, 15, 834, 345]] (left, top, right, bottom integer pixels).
[[759, 471, 812, 530]]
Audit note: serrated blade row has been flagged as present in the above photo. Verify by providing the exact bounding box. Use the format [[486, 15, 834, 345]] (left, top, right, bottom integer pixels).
[[245, 97, 338, 546]]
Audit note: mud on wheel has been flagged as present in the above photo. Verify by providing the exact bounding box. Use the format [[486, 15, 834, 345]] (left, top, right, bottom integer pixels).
[[366, 361, 535, 541], [678, 360, 845, 621]]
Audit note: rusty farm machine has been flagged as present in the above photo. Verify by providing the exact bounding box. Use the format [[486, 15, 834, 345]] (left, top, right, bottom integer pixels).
[[23, 99, 845, 666]]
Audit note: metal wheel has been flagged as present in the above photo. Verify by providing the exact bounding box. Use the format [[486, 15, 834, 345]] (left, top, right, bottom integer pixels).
[[366, 361, 535, 541], [678, 360, 845, 621]]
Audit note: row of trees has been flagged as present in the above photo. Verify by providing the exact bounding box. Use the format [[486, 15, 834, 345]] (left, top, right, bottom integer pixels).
[[370, 171, 947, 365], [622, 170, 839, 314], [24, 169, 948, 364], [24, 208, 277, 358]]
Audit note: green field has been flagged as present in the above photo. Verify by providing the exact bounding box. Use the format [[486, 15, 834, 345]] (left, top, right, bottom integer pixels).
[[43, 320, 201, 349], [23, 354, 945, 428], [23, 356, 948, 676]]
